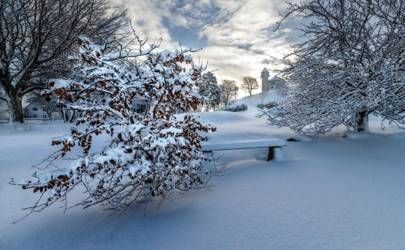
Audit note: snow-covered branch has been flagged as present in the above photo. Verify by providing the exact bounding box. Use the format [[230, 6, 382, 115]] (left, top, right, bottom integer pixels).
[[12, 36, 215, 215], [261, 0, 405, 135]]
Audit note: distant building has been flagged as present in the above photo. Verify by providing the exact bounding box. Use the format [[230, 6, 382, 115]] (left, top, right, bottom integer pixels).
[[261, 68, 271, 93], [24, 102, 61, 120], [260, 68, 287, 93], [24, 102, 49, 119]]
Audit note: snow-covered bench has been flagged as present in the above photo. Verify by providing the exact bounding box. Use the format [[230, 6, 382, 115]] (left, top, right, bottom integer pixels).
[[202, 138, 286, 161]]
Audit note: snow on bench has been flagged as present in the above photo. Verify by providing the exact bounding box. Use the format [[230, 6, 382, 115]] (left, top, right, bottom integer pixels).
[[202, 138, 286, 161]]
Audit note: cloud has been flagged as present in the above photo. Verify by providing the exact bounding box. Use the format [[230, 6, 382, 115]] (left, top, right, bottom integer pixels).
[[111, 0, 302, 94], [112, 0, 173, 46], [198, 0, 297, 82]]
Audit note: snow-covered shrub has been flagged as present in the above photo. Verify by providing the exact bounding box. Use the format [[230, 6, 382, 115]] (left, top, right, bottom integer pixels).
[[257, 102, 277, 110], [13, 37, 215, 213], [224, 103, 248, 112]]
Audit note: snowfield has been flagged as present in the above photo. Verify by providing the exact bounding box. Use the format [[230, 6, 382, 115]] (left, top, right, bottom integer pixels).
[[1, 112, 405, 250]]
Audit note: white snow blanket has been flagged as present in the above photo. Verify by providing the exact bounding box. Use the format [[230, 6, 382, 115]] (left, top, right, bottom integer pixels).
[[1, 112, 405, 250]]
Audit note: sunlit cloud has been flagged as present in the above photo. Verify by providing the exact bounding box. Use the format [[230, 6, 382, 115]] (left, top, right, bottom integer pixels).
[[111, 0, 302, 95]]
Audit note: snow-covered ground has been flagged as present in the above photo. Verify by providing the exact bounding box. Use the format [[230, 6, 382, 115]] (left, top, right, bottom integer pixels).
[[1, 112, 405, 250], [234, 90, 284, 106]]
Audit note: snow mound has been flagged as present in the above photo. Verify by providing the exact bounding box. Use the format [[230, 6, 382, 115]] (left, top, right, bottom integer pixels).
[[234, 90, 284, 107], [195, 111, 252, 124]]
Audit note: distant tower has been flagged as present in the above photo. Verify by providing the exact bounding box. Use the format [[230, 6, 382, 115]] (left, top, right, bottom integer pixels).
[[261, 68, 270, 93]]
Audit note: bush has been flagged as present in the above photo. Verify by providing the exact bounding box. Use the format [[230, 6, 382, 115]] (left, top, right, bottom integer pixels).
[[257, 102, 278, 110], [224, 103, 248, 112], [12, 37, 215, 214]]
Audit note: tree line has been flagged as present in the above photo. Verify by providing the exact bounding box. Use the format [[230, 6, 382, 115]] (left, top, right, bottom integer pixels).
[[0, 0, 261, 123], [198, 72, 261, 111]]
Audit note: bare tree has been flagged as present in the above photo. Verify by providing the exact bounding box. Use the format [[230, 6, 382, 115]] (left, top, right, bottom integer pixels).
[[0, 0, 126, 122], [220, 80, 239, 107], [242, 76, 258, 96], [261, 0, 405, 134]]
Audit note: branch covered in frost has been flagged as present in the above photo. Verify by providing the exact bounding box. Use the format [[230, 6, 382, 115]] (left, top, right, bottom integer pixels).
[[12, 36, 215, 214], [261, 0, 405, 135]]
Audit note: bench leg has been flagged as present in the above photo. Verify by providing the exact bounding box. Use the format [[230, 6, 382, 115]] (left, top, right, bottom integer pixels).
[[267, 146, 282, 161], [203, 151, 216, 172], [203, 151, 214, 159]]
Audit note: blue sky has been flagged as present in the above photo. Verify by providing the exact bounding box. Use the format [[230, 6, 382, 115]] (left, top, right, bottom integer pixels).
[[113, 0, 302, 93]]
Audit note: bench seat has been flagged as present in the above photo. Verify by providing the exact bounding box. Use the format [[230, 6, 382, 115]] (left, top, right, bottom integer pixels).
[[202, 138, 286, 161]]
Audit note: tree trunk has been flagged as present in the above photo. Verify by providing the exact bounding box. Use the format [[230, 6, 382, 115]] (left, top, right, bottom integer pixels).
[[2, 76, 25, 123], [355, 110, 368, 132], [46, 110, 53, 120], [9, 94, 24, 123], [69, 110, 77, 123]]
